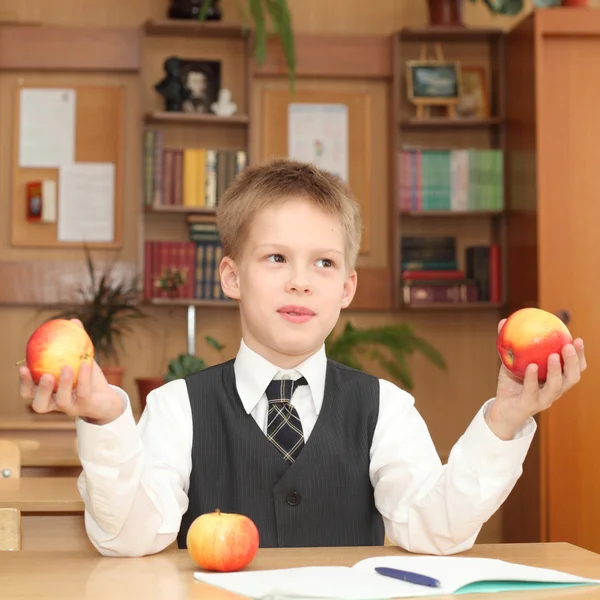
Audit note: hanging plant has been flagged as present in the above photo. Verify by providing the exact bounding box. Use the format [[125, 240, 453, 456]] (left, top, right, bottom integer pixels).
[[199, 0, 296, 90]]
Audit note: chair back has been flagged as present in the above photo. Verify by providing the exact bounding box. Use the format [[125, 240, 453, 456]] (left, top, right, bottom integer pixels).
[[0, 508, 21, 551], [0, 439, 20, 479]]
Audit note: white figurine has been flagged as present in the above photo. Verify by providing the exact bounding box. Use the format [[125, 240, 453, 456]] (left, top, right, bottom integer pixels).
[[211, 88, 237, 117]]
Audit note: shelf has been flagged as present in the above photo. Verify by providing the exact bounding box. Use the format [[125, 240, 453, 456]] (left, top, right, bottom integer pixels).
[[399, 117, 504, 129], [145, 205, 217, 215], [144, 111, 249, 125], [398, 26, 504, 41], [149, 298, 237, 309], [401, 302, 505, 311], [400, 210, 504, 217], [143, 18, 246, 39]]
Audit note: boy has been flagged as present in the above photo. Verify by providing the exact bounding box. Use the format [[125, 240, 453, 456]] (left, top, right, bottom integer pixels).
[[19, 159, 586, 558]]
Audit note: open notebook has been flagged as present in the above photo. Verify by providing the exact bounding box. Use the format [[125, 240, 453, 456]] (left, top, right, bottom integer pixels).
[[193, 555, 600, 599]]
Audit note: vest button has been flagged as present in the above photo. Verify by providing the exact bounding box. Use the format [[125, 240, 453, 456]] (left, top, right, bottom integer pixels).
[[286, 491, 301, 506]]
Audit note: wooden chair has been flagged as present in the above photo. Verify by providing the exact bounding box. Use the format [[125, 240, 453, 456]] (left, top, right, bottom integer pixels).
[[0, 508, 22, 551], [0, 439, 21, 478]]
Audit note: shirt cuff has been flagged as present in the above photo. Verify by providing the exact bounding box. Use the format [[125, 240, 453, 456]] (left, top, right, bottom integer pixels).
[[75, 385, 140, 466], [454, 399, 537, 475]]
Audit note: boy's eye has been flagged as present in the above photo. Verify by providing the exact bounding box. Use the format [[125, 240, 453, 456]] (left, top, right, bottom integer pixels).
[[315, 258, 333, 268], [267, 254, 285, 263]]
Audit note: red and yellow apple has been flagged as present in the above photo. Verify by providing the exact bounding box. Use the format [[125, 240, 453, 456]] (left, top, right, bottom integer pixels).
[[187, 509, 259, 572], [497, 307, 573, 382], [26, 319, 94, 392]]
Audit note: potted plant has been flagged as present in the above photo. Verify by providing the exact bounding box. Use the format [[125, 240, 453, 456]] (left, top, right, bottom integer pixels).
[[325, 321, 446, 392], [135, 336, 224, 410], [198, 0, 295, 89], [50, 247, 145, 388]]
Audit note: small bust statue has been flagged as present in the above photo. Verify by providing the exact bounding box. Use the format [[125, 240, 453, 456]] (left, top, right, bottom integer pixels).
[[155, 56, 190, 112], [210, 88, 237, 117]]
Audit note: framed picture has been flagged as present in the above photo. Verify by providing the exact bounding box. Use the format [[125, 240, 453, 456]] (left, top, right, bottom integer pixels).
[[179, 59, 221, 114], [457, 66, 490, 118], [406, 61, 462, 103]]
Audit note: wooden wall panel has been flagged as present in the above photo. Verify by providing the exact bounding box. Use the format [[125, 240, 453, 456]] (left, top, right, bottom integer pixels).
[[0, 71, 140, 264], [11, 85, 125, 249], [0, 261, 137, 305], [0, 26, 140, 71], [254, 34, 392, 79]]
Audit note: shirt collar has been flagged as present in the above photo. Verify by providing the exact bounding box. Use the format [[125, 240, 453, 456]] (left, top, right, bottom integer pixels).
[[234, 338, 327, 416]]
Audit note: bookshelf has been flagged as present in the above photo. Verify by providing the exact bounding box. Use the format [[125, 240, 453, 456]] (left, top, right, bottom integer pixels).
[[143, 111, 249, 125], [392, 26, 507, 311], [140, 19, 252, 353]]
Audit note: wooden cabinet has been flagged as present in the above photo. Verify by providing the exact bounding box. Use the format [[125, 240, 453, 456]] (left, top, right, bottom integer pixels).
[[502, 8, 600, 553]]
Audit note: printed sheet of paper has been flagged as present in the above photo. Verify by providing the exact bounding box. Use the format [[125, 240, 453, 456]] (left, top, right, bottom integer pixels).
[[57, 163, 115, 243], [288, 103, 349, 182], [18, 88, 76, 168]]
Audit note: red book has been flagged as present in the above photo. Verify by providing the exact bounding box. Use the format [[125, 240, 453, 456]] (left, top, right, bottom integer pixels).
[[489, 244, 501, 303], [402, 269, 465, 280]]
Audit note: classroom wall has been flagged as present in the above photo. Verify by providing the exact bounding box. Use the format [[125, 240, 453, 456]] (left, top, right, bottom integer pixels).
[[0, 0, 532, 460]]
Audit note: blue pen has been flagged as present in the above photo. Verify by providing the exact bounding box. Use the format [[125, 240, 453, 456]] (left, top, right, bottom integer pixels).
[[375, 566, 441, 588]]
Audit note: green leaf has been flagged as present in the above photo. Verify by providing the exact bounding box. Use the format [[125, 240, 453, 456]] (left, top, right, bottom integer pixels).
[[249, 0, 267, 65], [479, 0, 523, 14], [198, 0, 211, 21], [410, 336, 447, 370], [205, 335, 225, 352], [265, 0, 296, 92], [324, 321, 445, 391]]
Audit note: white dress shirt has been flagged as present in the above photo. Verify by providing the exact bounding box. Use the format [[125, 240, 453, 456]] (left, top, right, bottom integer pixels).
[[76, 339, 536, 557]]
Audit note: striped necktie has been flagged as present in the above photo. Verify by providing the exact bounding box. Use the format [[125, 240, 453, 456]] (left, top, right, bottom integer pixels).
[[265, 376, 308, 464]]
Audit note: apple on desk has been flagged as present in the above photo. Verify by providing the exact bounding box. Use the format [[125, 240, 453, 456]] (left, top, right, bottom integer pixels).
[[187, 509, 260, 572]]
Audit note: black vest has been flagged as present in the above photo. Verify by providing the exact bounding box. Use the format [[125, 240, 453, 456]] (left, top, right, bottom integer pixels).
[[176, 358, 384, 548]]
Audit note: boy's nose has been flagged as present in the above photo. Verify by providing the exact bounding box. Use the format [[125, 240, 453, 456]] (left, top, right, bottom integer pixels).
[[285, 276, 312, 294]]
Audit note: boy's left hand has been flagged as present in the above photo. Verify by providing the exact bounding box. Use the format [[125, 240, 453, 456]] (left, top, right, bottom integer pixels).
[[486, 319, 587, 441]]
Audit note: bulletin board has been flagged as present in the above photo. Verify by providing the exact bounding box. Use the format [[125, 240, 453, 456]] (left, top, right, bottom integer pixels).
[[261, 89, 372, 255], [10, 85, 125, 249]]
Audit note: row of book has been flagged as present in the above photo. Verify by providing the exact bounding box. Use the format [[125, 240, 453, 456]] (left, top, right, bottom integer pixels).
[[144, 221, 229, 302], [401, 236, 501, 306], [143, 233, 502, 305], [398, 148, 504, 212], [142, 130, 248, 209]]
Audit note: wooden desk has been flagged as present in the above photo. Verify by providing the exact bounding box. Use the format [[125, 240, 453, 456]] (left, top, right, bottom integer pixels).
[[0, 476, 89, 551], [0, 476, 83, 512], [0, 543, 599, 599]]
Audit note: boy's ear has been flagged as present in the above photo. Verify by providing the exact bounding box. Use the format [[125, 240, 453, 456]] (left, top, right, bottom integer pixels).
[[219, 256, 241, 300], [340, 269, 357, 309]]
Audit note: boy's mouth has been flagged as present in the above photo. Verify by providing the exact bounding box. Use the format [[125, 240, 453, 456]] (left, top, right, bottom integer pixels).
[[277, 305, 316, 323]]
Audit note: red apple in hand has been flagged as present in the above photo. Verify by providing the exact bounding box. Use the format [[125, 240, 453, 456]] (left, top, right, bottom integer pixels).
[[497, 307, 573, 382], [25, 319, 94, 392], [187, 509, 259, 572]]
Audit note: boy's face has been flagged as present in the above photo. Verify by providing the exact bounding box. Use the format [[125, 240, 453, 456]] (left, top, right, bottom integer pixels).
[[220, 198, 357, 368]]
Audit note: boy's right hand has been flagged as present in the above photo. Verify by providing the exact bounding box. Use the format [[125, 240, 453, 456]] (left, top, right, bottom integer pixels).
[[18, 325, 124, 426]]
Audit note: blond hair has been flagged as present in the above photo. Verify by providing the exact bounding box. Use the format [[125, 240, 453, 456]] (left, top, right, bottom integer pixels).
[[216, 158, 362, 271]]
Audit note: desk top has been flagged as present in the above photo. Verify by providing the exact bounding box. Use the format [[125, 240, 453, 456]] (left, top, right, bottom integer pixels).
[[0, 476, 83, 512], [1, 543, 599, 599]]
